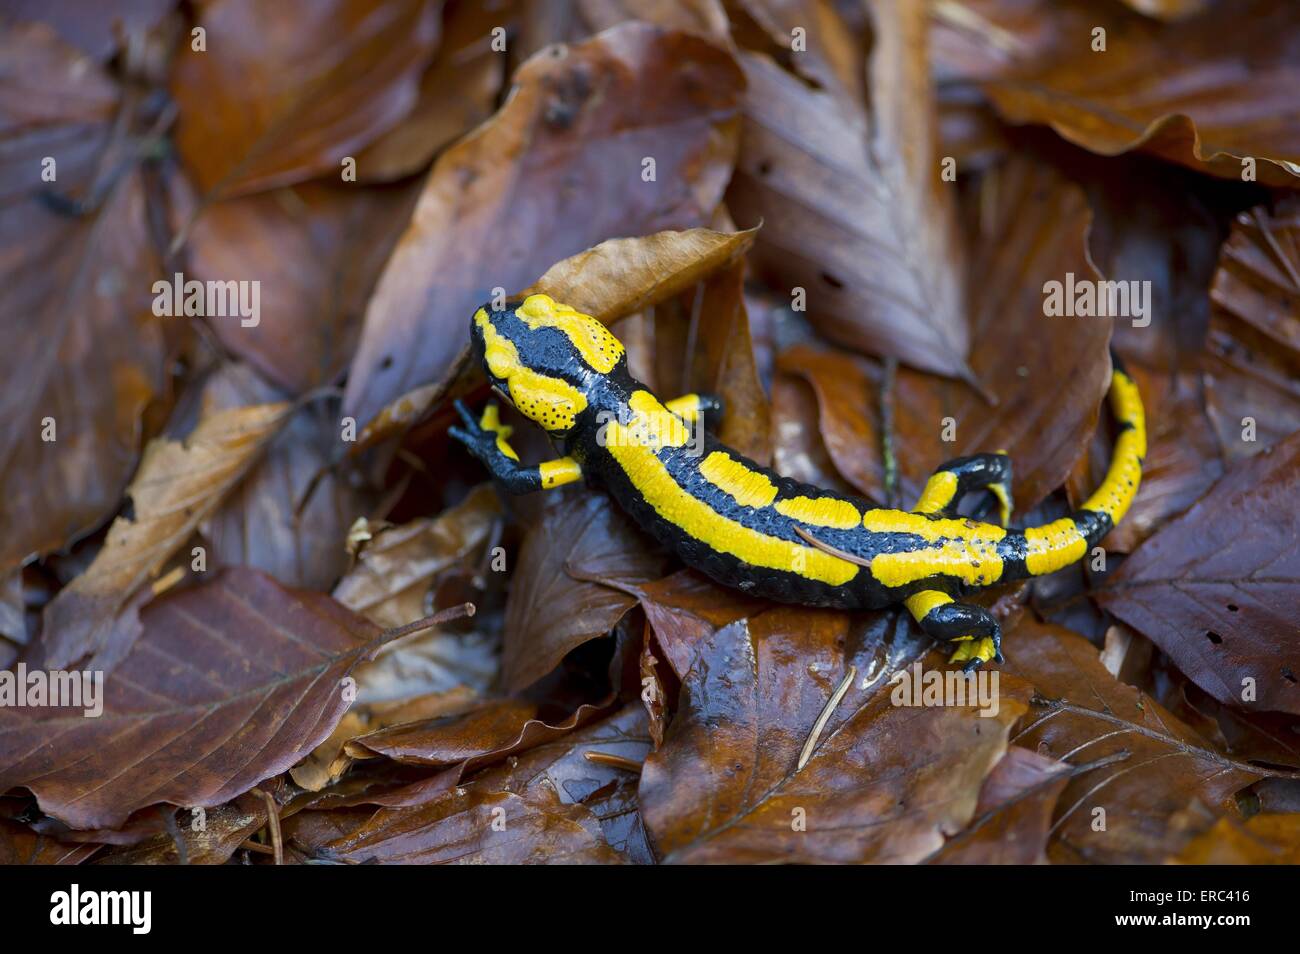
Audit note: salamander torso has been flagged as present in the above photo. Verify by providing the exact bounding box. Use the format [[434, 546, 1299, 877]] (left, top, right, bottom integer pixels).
[[452, 294, 1146, 668]]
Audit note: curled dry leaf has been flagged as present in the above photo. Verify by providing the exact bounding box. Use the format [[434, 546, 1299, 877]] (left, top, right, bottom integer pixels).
[[929, 746, 1071, 865], [92, 795, 268, 865], [171, 0, 440, 198], [727, 0, 971, 379], [333, 482, 500, 631], [503, 493, 667, 692], [39, 395, 290, 670], [1002, 617, 1260, 863], [525, 227, 757, 323], [1210, 199, 1300, 359], [983, 0, 1300, 187], [0, 24, 165, 575], [343, 22, 745, 429], [199, 363, 366, 591], [0, 568, 384, 831], [285, 704, 651, 863], [779, 155, 1110, 510], [1096, 432, 1300, 716]]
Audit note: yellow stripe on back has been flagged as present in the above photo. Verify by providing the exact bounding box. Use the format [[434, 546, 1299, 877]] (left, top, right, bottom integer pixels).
[[861, 509, 1006, 587], [604, 415, 858, 587], [515, 294, 625, 374], [775, 495, 861, 528], [699, 451, 778, 508]]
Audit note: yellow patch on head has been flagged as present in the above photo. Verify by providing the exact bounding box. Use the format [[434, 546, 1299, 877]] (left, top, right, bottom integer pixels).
[[699, 451, 778, 508], [475, 309, 587, 431], [604, 416, 857, 587], [515, 294, 625, 374], [1024, 518, 1087, 576], [862, 509, 1006, 587], [775, 495, 861, 529]]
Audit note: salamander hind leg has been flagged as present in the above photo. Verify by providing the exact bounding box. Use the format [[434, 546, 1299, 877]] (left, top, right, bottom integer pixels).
[[913, 452, 1014, 528], [903, 590, 1003, 672]]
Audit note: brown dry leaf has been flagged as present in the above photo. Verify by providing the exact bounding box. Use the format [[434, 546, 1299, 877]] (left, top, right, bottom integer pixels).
[[356, 0, 508, 181], [0, 24, 165, 575], [39, 394, 290, 669], [984, 0, 1300, 187], [1171, 813, 1300, 864], [0, 818, 100, 865], [643, 611, 1030, 863], [1096, 432, 1300, 716], [727, 0, 971, 379], [504, 493, 667, 692], [342, 22, 744, 429], [1002, 617, 1260, 863], [526, 227, 757, 322], [1210, 199, 1300, 360], [929, 746, 1071, 864], [779, 154, 1110, 510], [92, 796, 268, 865], [199, 363, 366, 590], [630, 572, 1028, 863], [334, 483, 500, 630], [2, 0, 176, 61], [285, 704, 651, 862], [649, 258, 773, 463], [186, 182, 418, 394], [171, 0, 440, 198], [0, 568, 385, 830]]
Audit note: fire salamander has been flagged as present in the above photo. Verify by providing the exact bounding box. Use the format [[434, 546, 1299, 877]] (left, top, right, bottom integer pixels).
[[452, 294, 1145, 670]]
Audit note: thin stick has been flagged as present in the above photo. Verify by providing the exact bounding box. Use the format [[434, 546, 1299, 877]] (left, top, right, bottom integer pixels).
[[238, 839, 275, 856], [879, 357, 899, 508], [798, 665, 856, 771], [376, 603, 476, 649], [255, 789, 283, 866], [584, 752, 644, 773], [792, 525, 873, 567]]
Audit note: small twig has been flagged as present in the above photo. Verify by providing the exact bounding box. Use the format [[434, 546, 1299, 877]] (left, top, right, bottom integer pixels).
[[584, 751, 644, 773], [160, 806, 188, 866], [238, 839, 275, 856], [150, 565, 186, 597], [792, 525, 873, 567], [255, 789, 283, 866], [879, 357, 899, 508], [376, 603, 476, 649], [798, 665, 856, 771]]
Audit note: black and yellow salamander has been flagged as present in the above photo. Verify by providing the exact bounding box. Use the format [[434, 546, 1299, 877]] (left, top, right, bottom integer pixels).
[[451, 294, 1145, 670]]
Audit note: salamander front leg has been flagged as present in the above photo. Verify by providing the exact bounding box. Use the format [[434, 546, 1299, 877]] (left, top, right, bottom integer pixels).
[[450, 400, 582, 494], [903, 590, 1003, 672], [665, 392, 724, 431], [913, 452, 1014, 527]]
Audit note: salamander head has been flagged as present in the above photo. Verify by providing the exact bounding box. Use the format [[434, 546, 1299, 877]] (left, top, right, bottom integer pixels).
[[468, 294, 625, 434]]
